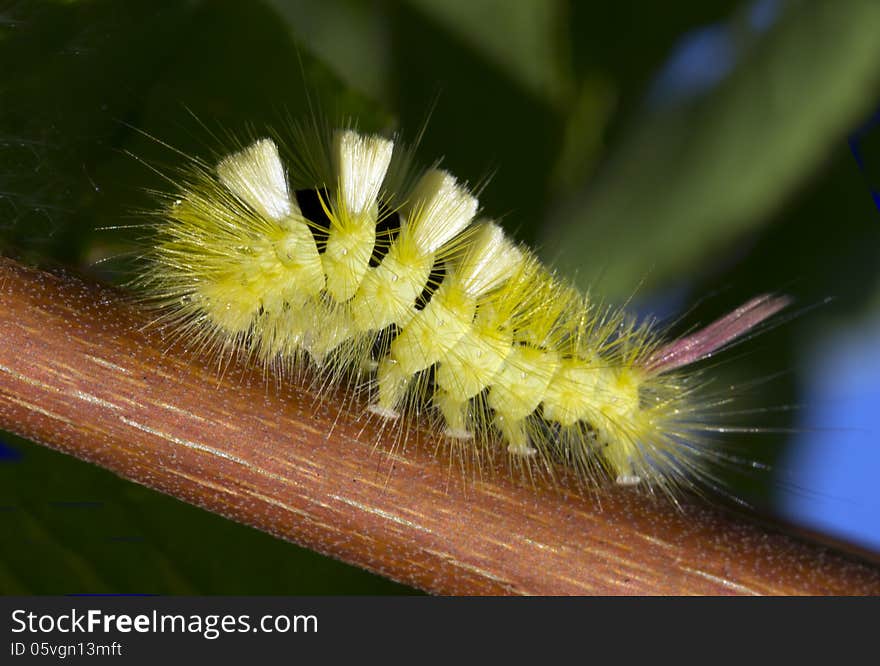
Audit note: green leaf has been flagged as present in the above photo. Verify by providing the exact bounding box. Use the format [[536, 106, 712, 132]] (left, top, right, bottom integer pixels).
[[541, 0, 880, 300], [266, 0, 393, 104], [403, 0, 572, 106]]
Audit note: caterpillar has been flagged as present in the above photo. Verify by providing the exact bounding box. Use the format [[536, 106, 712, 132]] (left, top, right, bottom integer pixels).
[[138, 124, 789, 495]]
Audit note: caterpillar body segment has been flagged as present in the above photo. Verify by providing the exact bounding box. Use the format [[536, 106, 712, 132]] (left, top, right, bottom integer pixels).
[[144, 128, 789, 492]]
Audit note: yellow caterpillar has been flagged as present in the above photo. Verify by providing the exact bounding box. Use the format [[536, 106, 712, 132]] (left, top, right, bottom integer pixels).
[[140, 125, 788, 493]]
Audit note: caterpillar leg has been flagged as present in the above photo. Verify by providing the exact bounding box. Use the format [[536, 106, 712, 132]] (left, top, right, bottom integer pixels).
[[368, 357, 410, 419], [494, 413, 536, 457], [301, 301, 353, 366], [434, 390, 473, 440], [600, 427, 644, 486]]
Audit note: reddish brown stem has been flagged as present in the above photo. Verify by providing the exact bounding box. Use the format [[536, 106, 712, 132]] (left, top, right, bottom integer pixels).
[[0, 256, 878, 595]]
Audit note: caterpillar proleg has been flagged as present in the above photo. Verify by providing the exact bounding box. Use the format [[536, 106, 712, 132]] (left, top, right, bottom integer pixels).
[[140, 125, 789, 495]]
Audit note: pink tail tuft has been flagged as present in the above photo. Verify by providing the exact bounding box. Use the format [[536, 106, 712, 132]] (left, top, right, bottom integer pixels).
[[646, 294, 791, 374]]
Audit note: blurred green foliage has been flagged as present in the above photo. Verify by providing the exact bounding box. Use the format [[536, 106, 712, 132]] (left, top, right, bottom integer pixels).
[[543, 0, 880, 300], [1, 0, 879, 593]]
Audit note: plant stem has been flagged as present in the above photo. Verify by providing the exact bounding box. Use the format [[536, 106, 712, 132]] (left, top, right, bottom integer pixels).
[[0, 256, 878, 595]]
